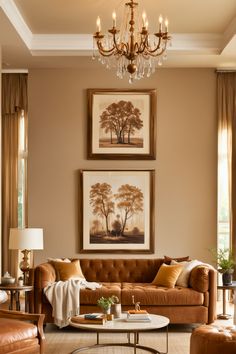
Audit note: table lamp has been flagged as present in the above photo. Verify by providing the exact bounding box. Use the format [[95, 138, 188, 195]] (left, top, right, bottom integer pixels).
[[9, 228, 44, 284]]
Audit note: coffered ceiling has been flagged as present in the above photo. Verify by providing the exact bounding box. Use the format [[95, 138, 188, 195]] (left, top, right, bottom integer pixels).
[[0, 0, 236, 70]]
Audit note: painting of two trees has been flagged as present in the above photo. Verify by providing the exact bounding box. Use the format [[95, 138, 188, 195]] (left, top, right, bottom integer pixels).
[[88, 89, 156, 159], [82, 170, 154, 253], [99, 100, 143, 147], [89, 182, 144, 242]]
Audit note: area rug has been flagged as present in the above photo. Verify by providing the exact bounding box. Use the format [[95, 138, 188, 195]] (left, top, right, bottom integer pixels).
[[44, 324, 193, 354]]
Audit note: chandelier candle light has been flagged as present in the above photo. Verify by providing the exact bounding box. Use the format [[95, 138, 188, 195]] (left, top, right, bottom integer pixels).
[[93, 0, 171, 83]]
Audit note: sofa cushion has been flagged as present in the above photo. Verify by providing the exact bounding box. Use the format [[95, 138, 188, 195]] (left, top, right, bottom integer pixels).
[[190, 266, 210, 292], [171, 259, 203, 287], [0, 318, 38, 354], [80, 282, 121, 305], [121, 283, 204, 306], [80, 259, 164, 283], [164, 255, 190, 264], [152, 263, 183, 288], [53, 260, 85, 281]]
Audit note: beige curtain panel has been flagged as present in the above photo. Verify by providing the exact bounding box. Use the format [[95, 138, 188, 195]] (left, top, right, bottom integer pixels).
[[217, 72, 236, 272], [2, 73, 28, 277]]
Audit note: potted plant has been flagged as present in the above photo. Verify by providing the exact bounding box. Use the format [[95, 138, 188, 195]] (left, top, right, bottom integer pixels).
[[110, 295, 122, 318], [211, 248, 235, 285], [97, 296, 114, 314]]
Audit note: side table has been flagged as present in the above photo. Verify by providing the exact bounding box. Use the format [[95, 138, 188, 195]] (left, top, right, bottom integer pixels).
[[217, 281, 236, 319], [0, 284, 33, 312]]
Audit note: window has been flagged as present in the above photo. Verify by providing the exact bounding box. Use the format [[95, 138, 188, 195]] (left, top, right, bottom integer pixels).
[[18, 110, 27, 228], [217, 129, 230, 250]]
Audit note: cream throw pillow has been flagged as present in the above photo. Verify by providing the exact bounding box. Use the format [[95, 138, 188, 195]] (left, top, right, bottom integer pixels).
[[53, 260, 85, 281], [152, 263, 183, 288], [171, 259, 203, 287], [47, 258, 71, 263]]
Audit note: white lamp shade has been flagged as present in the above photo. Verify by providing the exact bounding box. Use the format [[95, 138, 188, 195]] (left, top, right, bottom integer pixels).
[[9, 228, 44, 250]]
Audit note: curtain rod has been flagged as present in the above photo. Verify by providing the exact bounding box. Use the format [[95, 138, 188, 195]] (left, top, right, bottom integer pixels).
[[2, 69, 28, 73], [215, 69, 236, 73]]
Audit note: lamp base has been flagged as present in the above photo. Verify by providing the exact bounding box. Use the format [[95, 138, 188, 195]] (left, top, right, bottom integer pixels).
[[20, 249, 30, 285]]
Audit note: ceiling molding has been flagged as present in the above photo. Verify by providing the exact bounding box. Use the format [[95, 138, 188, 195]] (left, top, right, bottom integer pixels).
[[31, 34, 93, 51], [169, 34, 222, 54], [222, 15, 236, 50], [0, 0, 235, 63], [28, 33, 222, 56], [0, 0, 32, 48]]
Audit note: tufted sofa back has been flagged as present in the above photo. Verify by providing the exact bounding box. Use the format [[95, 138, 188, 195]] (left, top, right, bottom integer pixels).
[[79, 259, 164, 283]]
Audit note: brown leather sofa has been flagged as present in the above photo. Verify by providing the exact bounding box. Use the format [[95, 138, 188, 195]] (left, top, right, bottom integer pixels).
[[0, 309, 45, 354], [32, 258, 217, 325]]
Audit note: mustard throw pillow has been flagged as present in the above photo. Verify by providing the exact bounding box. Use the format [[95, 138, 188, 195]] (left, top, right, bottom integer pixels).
[[53, 260, 85, 281], [152, 263, 183, 288]]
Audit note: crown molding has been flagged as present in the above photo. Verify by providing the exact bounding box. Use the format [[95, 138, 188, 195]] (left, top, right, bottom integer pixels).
[[169, 34, 222, 54], [29, 33, 222, 56], [0, 1, 235, 59], [222, 16, 236, 51], [0, 0, 32, 47], [31, 34, 93, 51]]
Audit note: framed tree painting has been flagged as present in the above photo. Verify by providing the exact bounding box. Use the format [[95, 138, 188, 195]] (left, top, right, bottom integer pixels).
[[80, 169, 155, 253], [87, 89, 156, 159]]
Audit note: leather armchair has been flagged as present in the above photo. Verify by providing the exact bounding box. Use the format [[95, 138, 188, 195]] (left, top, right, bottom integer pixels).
[[0, 309, 45, 354]]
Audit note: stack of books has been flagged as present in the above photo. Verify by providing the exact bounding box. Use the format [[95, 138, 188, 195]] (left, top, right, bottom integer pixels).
[[126, 310, 151, 322], [71, 314, 106, 325]]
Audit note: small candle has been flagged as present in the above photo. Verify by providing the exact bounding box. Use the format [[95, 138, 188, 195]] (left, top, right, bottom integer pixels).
[[112, 11, 116, 27], [142, 12, 146, 27], [164, 18, 169, 32], [159, 14, 163, 31], [96, 16, 101, 32]]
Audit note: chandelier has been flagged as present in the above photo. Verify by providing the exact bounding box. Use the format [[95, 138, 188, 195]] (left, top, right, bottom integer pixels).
[[93, 0, 171, 83]]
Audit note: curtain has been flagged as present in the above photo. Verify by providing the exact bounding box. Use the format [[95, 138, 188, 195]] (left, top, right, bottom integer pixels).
[[217, 72, 236, 275], [2, 73, 28, 278]]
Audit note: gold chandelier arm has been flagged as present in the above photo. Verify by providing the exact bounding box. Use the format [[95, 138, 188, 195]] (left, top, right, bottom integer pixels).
[[113, 34, 129, 56], [96, 40, 116, 56], [142, 42, 168, 58]]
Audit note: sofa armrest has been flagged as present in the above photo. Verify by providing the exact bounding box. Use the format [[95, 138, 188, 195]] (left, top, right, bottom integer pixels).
[[34, 262, 56, 314], [189, 265, 217, 324], [189, 266, 211, 292], [0, 310, 45, 354]]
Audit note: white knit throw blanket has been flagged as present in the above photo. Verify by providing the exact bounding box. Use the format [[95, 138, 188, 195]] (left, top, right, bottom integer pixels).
[[44, 278, 102, 328]]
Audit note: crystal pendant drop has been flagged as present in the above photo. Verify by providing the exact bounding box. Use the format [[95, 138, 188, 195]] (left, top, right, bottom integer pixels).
[[129, 75, 134, 84]]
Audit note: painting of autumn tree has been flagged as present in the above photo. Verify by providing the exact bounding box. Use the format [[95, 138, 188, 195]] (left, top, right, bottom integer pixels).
[[99, 100, 144, 148], [89, 181, 144, 244]]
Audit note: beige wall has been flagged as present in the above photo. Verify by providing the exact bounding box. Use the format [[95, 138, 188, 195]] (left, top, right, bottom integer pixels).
[[28, 68, 217, 265]]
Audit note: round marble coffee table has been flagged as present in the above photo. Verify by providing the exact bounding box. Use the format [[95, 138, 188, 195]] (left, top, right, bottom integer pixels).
[[69, 313, 169, 354]]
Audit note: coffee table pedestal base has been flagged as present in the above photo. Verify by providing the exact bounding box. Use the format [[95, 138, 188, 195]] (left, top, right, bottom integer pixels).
[[72, 342, 161, 354], [71, 329, 168, 354]]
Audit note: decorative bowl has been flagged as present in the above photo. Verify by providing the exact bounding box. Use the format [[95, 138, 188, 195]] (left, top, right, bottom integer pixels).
[[1, 277, 15, 285]]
